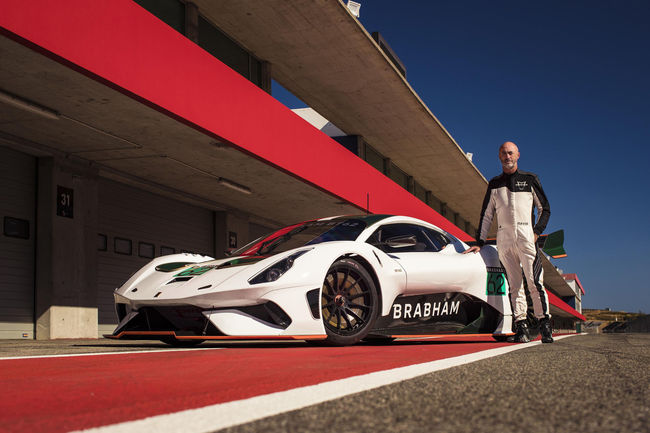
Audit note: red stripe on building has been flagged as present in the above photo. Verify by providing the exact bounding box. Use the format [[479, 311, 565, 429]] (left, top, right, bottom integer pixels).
[[0, 0, 471, 240], [547, 290, 585, 321]]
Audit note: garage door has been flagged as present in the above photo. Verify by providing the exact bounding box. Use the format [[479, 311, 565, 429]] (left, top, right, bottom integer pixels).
[[97, 179, 214, 335], [0, 146, 36, 339]]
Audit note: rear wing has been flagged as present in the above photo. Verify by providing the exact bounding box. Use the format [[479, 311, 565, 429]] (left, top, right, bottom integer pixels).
[[537, 230, 567, 258], [466, 230, 567, 259]]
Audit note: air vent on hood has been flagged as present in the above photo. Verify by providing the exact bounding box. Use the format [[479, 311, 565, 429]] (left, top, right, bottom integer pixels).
[[166, 276, 193, 284]]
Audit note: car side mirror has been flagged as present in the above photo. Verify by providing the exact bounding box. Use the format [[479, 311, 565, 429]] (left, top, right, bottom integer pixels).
[[385, 235, 418, 249]]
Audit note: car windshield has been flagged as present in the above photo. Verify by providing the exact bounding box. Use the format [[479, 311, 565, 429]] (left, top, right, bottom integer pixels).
[[231, 217, 369, 257]]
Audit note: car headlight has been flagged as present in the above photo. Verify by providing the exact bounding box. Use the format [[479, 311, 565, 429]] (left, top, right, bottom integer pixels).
[[248, 249, 311, 284]]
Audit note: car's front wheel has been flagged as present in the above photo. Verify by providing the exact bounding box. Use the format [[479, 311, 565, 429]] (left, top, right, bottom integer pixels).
[[321, 258, 379, 346]]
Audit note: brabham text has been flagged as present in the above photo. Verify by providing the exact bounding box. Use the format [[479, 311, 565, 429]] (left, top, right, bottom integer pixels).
[[392, 300, 460, 319]]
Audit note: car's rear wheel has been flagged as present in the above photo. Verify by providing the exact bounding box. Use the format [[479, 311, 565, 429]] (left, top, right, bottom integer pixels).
[[321, 258, 379, 346]]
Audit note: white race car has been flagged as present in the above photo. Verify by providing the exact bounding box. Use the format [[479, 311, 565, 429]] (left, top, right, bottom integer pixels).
[[108, 215, 513, 346]]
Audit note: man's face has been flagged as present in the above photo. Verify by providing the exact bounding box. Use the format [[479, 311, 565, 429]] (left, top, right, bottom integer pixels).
[[499, 142, 519, 172]]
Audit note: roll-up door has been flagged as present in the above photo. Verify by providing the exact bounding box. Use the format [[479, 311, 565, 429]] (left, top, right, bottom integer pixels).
[[97, 179, 214, 335], [0, 147, 36, 339]]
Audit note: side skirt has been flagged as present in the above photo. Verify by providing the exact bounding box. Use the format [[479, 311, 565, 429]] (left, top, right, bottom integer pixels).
[[369, 292, 502, 337]]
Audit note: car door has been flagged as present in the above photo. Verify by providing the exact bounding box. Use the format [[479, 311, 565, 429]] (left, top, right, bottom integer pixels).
[[366, 223, 482, 295]]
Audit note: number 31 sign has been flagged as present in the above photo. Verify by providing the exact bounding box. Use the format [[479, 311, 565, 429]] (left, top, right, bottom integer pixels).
[[57, 185, 74, 218]]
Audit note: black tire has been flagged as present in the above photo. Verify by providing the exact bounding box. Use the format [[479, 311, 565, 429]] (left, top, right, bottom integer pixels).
[[321, 258, 379, 346], [160, 337, 205, 347]]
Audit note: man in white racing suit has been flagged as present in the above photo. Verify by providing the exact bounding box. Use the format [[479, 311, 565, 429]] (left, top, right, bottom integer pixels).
[[465, 141, 553, 343]]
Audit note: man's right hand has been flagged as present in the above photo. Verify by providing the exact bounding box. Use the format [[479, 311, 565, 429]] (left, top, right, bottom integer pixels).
[[463, 246, 481, 254]]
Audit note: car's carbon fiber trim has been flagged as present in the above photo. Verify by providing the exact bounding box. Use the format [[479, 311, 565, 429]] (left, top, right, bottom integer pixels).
[[388, 333, 515, 338], [105, 331, 327, 341]]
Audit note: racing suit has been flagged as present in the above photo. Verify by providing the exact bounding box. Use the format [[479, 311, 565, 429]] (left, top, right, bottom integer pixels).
[[476, 170, 551, 322]]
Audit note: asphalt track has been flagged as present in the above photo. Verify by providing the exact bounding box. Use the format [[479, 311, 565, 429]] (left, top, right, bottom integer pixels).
[[0, 334, 647, 433]]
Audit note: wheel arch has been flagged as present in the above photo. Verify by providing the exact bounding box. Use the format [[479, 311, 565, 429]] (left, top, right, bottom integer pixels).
[[340, 253, 383, 314]]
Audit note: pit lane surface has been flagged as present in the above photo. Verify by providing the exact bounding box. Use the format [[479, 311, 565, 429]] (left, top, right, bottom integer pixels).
[[1, 334, 645, 433]]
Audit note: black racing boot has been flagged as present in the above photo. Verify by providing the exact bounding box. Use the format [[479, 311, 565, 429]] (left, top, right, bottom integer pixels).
[[513, 320, 530, 343], [540, 318, 554, 343]]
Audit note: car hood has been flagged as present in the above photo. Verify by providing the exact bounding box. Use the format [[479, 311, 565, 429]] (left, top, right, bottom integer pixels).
[[118, 255, 270, 301], [158, 255, 269, 286]]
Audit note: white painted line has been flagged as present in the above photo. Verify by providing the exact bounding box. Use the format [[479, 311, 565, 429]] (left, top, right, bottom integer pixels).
[[0, 347, 222, 361], [75, 334, 580, 433]]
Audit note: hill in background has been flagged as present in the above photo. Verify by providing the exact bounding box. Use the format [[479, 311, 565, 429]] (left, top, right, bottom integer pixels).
[[582, 309, 649, 333], [582, 309, 644, 322]]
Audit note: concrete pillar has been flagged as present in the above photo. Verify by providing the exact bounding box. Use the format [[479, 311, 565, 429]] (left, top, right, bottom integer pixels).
[[352, 136, 363, 158], [214, 211, 251, 258], [214, 211, 227, 258], [407, 176, 415, 194], [226, 213, 250, 250], [358, 135, 366, 161], [35, 157, 99, 339], [428, 193, 442, 214], [185, 2, 199, 43], [260, 61, 272, 94], [383, 158, 391, 177]]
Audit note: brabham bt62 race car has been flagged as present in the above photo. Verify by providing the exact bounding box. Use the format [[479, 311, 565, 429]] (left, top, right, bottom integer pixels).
[[107, 215, 514, 346]]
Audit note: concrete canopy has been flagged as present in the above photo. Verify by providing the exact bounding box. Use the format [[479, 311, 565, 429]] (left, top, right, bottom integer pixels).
[[194, 0, 489, 228], [541, 254, 577, 298]]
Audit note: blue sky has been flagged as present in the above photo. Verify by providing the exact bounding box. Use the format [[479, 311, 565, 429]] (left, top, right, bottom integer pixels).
[[272, 1, 650, 313]]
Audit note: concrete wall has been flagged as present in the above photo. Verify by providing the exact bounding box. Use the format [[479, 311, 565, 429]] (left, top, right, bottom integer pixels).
[[566, 280, 582, 313]]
